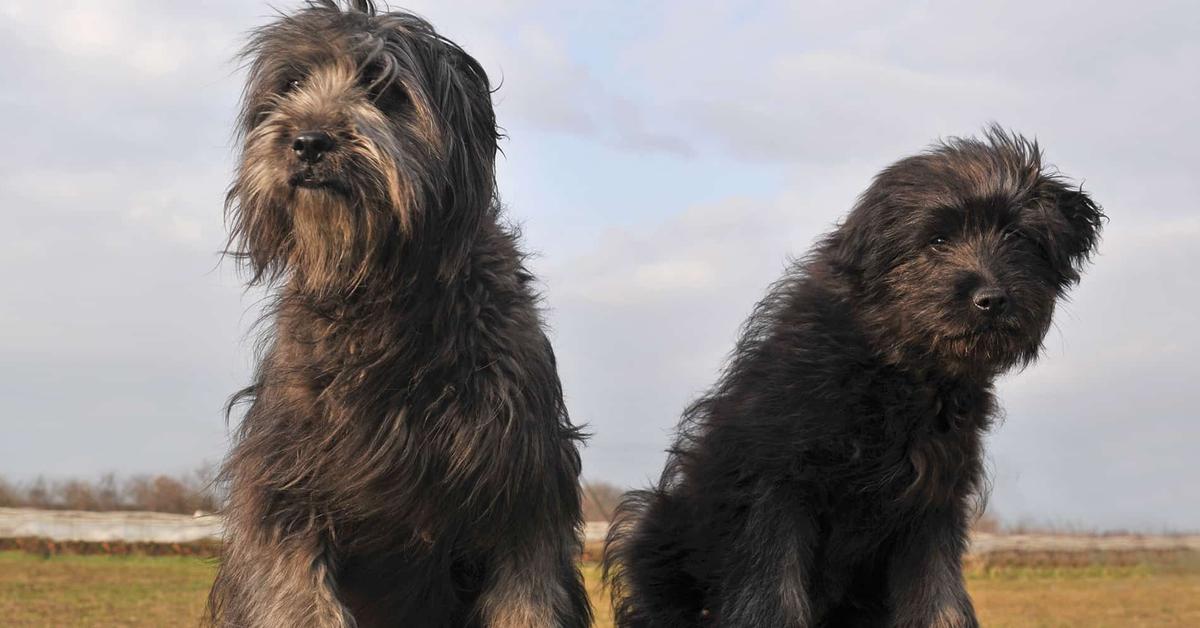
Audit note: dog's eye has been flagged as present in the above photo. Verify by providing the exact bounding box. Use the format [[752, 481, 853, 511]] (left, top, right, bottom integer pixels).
[[282, 78, 302, 93], [929, 236, 950, 251]]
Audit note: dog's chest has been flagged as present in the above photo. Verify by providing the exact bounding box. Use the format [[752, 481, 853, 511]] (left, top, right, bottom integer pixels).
[[899, 421, 981, 506], [849, 390, 987, 509]]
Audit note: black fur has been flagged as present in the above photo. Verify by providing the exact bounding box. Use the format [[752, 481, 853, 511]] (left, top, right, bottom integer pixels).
[[208, 2, 590, 626], [604, 128, 1103, 627]]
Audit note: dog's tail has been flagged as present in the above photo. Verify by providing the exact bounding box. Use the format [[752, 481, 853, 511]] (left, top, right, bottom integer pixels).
[[602, 488, 705, 628]]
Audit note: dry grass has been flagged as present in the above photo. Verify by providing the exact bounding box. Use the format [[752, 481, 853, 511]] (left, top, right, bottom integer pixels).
[[2, 552, 1198, 627], [583, 563, 614, 627], [971, 566, 1200, 627], [0, 552, 215, 627]]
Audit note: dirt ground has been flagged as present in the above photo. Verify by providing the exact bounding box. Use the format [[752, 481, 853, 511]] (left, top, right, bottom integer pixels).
[[2, 552, 1199, 627]]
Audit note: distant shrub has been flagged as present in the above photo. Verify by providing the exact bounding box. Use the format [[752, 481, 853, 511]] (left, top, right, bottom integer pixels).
[[0, 464, 222, 514]]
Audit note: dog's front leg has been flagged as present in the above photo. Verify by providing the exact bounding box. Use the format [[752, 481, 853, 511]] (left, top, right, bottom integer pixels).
[[714, 489, 816, 627], [475, 529, 590, 628], [211, 519, 355, 628], [886, 507, 978, 628]]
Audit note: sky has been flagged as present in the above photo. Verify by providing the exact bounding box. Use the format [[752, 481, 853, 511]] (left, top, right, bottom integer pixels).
[[0, 0, 1197, 531]]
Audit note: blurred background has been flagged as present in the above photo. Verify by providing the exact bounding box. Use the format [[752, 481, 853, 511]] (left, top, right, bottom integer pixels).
[[1, 0, 1197, 533]]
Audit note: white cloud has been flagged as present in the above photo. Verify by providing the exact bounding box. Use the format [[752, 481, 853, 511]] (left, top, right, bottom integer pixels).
[[597, 0, 1200, 173], [54, 5, 122, 54]]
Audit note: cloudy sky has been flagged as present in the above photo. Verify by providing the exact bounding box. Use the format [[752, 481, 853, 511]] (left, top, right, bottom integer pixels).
[[1, 0, 1196, 530]]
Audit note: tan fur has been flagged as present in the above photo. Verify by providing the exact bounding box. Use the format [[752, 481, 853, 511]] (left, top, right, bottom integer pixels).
[[476, 533, 578, 627]]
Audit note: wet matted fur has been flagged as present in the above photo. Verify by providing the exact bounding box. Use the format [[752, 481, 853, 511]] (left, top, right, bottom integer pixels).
[[207, 2, 590, 626], [604, 129, 1104, 627]]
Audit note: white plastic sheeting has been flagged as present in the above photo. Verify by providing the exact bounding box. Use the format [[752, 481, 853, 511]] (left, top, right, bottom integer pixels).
[[0, 507, 222, 543], [582, 521, 608, 544], [0, 508, 600, 545], [3, 508, 1197, 554]]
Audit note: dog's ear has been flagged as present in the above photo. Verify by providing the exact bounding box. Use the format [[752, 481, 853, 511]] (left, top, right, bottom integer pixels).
[[1043, 184, 1104, 286], [824, 200, 904, 287], [371, 15, 499, 279], [426, 44, 501, 280], [827, 212, 875, 279]]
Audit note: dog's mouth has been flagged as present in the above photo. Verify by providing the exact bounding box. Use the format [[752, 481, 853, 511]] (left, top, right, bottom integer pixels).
[[289, 169, 348, 194], [948, 320, 1022, 342]]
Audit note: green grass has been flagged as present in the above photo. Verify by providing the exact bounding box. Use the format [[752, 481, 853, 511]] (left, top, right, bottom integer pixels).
[[2, 552, 1198, 627]]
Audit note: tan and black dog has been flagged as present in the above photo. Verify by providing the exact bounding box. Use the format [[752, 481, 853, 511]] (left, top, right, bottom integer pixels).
[[209, 3, 590, 626]]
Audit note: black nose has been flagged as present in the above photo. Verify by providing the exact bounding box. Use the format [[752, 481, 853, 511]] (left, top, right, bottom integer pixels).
[[292, 131, 334, 163], [971, 287, 1009, 314]]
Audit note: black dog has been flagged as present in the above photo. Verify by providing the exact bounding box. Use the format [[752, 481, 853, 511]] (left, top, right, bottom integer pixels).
[[604, 129, 1103, 627], [208, 2, 590, 626]]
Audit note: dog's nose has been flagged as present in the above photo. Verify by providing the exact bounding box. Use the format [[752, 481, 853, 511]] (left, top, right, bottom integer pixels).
[[971, 287, 1009, 314], [292, 131, 335, 163]]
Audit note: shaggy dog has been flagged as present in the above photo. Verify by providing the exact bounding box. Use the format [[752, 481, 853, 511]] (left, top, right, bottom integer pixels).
[[207, 2, 590, 626], [604, 129, 1103, 627]]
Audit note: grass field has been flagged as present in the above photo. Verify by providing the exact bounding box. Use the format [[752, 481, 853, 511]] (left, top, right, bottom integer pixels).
[[2, 552, 1199, 627]]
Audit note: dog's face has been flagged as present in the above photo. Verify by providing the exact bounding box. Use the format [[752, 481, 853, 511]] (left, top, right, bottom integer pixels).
[[831, 130, 1104, 375], [228, 1, 498, 293]]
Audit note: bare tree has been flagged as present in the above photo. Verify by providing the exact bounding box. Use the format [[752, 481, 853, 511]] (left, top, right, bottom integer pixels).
[[582, 481, 624, 522], [0, 464, 223, 514], [0, 476, 16, 507]]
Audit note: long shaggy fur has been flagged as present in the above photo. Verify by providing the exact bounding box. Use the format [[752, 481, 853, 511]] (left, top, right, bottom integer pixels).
[[207, 2, 590, 626], [604, 128, 1104, 627]]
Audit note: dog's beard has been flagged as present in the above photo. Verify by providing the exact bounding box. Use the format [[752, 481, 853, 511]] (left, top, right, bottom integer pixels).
[[287, 189, 382, 295], [933, 319, 1048, 373], [898, 300, 1052, 375]]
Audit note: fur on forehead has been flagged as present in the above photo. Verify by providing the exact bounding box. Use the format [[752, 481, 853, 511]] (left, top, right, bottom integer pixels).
[[236, 2, 492, 137], [866, 127, 1047, 215]]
